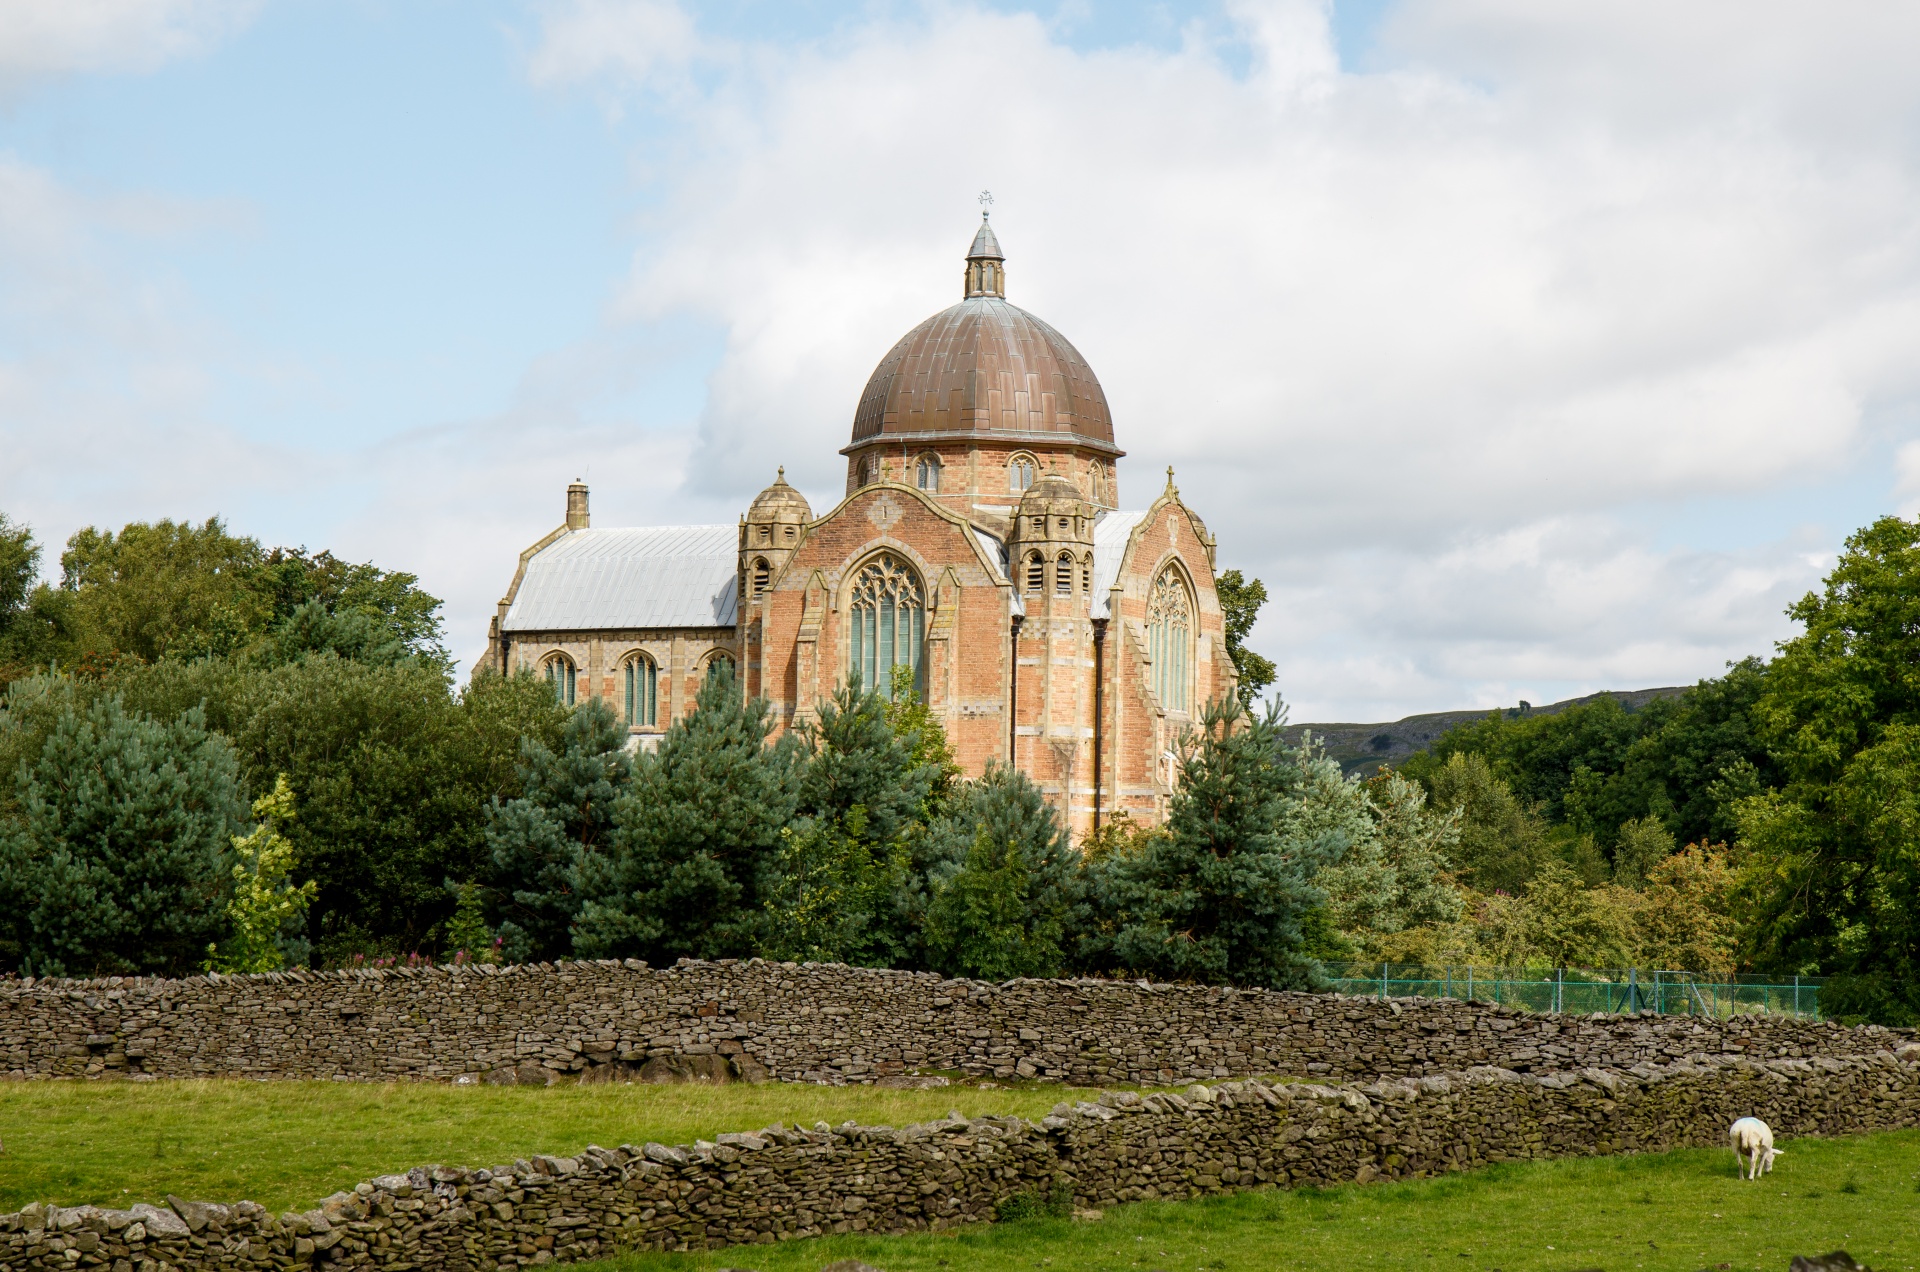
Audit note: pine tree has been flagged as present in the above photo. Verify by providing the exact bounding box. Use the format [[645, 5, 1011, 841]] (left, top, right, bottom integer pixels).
[[1088, 696, 1346, 989], [573, 665, 796, 962], [922, 763, 1085, 979], [0, 691, 247, 976], [486, 696, 632, 962]]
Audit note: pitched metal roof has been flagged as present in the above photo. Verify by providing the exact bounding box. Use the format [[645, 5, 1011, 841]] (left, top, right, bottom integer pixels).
[[1090, 510, 1148, 619], [503, 526, 738, 632]]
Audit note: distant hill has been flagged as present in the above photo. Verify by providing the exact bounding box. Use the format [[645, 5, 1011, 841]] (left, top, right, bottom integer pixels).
[[1283, 686, 1689, 776]]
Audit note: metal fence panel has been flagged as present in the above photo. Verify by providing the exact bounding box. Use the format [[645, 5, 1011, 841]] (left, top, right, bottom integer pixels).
[[1321, 962, 1824, 1019]]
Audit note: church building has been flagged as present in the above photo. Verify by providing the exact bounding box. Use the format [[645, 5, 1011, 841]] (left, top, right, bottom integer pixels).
[[483, 216, 1236, 834]]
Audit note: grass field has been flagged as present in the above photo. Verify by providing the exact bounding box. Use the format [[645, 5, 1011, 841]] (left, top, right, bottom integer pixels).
[[591, 1133, 1920, 1272], [4, 1080, 1916, 1271], [0, 1079, 1068, 1213]]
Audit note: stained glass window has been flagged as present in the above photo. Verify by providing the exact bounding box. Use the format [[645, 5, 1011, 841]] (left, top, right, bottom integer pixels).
[[848, 553, 924, 699], [1148, 568, 1192, 713]]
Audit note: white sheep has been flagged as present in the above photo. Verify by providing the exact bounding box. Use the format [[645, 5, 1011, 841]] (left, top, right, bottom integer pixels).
[[1730, 1117, 1783, 1179]]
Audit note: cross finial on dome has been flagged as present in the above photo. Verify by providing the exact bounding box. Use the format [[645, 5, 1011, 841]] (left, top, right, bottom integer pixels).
[[1165, 466, 1178, 497]]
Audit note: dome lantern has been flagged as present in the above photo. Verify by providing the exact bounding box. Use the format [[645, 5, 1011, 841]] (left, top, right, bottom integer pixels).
[[964, 212, 1006, 299]]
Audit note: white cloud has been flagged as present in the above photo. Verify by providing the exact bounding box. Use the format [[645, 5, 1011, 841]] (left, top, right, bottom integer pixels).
[[0, 0, 259, 91], [519, 0, 1920, 717]]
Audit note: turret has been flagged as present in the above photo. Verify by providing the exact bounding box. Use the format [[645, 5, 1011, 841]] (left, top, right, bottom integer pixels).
[[740, 467, 812, 608], [1011, 469, 1095, 613]]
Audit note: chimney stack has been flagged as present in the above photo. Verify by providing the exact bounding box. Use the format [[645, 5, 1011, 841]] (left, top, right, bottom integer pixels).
[[566, 480, 590, 530]]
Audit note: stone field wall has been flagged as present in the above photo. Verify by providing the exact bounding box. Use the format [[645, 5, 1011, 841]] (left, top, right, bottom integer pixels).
[[5, 1049, 1919, 1272], [2, 958, 1909, 1087]]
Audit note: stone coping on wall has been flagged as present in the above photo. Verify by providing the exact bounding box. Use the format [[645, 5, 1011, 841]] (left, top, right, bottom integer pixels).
[[5, 1047, 1919, 1272], [2, 957, 1911, 1086]]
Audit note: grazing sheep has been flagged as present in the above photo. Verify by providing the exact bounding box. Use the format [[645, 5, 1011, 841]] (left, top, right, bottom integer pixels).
[[1730, 1117, 1783, 1179]]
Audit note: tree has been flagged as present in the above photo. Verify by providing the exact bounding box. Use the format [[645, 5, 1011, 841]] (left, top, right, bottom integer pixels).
[[1736, 515, 1920, 1021], [486, 697, 632, 962], [573, 665, 797, 963], [0, 513, 37, 642], [1610, 816, 1676, 889], [1636, 843, 1737, 974], [1214, 569, 1276, 705], [60, 517, 271, 662], [207, 775, 317, 973], [1425, 752, 1552, 893], [1088, 696, 1347, 989], [1518, 862, 1640, 969], [1315, 767, 1465, 953], [762, 805, 910, 966], [922, 763, 1086, 980], [0, 691, 246, 975]]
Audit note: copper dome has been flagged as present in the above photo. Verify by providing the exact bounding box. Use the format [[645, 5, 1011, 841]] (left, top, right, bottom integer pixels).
[[848, 219, 1119, 455]]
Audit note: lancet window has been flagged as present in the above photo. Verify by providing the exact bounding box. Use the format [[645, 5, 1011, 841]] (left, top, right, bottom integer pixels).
[[544, 654, 576, 707], [1147, 567, 1192, 714], [848, 553, 925, 699], [623, 654, 658, 727], [916, 454, 941, 492]]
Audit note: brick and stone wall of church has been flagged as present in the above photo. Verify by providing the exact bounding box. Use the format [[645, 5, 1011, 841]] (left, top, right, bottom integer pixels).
[[6, 1052, 1918, 1271], [2, 957, 1908, 1085]]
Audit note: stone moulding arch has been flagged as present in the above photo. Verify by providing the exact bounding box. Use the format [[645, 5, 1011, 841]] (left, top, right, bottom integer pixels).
[[804, 482, 1010, 598]]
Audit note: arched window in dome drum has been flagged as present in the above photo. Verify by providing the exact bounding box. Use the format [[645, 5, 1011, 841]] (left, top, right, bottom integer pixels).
[[1148, 568, 1192, 714], [1009, 457, 1035, 492], [1056, 552, 1074, 596], [623, 654, 657, 727], [848, 553, 924, 700], [544, 655, 576, 707], [1025, 552, 1045, 594], [916, 454, 941, 492]]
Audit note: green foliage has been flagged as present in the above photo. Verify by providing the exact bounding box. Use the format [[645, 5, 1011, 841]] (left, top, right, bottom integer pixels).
[[442, 882, 497, 963], [486, 697, 632, 962], [0, 689, 246, 976], [922, 764, 1085, 980], [1424, 752, 1552, 893], [994, 1180, 1073, 1222], [1314, 766, 1464, 952], [1088, 696, 1346, 988], [1610, 816, 1676, 889], [1214, 568, 1276, 705], [208, 775, 317, 973], [0, 512, 38, 641], [58, 517, 271, 662], [1735, 515, 1920, 1019], [763, 805, 910, 966], [573, 665, 797, 963]]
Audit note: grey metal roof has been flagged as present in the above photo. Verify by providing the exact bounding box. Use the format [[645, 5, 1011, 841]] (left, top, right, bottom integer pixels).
[[503, 526, 738, 632], [1090, 511, 1147, 619], [974, 527, 1023, 617], [968, 214, 1004, 260]]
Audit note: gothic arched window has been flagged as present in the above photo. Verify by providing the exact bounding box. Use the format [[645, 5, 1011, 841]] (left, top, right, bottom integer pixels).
[[706, 652, 736, 684], [544, 654, 576, 707], [1055, 551, 1074, 596], [1025, 552, 1045, 594], [916, 454, 941, 492], [1080, 554, 1094, 595], [1148, 568, 1192, 714], [848, 553, 925, 699], [623, 654, 658, 727], [1009, 455, 1036, 492], [750, 557, 771, 599]]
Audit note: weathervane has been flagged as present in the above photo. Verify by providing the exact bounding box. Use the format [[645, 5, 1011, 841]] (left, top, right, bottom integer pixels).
[[978, 189, 993, 217]]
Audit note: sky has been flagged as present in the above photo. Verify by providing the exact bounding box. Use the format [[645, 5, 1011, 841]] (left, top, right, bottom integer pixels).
[[2, 0, 1918, 723]]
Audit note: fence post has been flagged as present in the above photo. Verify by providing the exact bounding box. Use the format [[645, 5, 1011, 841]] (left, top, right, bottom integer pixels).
[[1467, 965, 1474, 1003], [1628, 965, 1637, 1013], [1554, 967, 1563, 1014], [1794, 973, 1802, 1018], [1380, 961, 1387, 1002]]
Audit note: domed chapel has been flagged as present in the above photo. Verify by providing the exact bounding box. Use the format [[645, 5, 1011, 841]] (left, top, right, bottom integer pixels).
[[484, 216, 1236, 834]]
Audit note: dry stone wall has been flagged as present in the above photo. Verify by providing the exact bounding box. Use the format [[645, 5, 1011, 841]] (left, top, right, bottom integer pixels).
[[5, 1050, 1919, 1272], [2, 959, 1909, 1087]]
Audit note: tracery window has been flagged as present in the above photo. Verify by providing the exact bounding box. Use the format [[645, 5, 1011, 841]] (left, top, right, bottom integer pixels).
[[623, 654, 658, 727], [1055, 552, 1074, 596], [848, 553, 925, 700], [916, 454, 941, 492], [1148, 567, 1192, 714], [544, 655, 576, 707], [750, 557, 771, 599], [1025, 552, 1045, 594], [1009, 456, 1035, 492]]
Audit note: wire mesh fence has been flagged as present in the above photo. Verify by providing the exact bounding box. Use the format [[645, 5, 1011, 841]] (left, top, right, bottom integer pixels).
[[1321, 962, 1825, 1019]]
